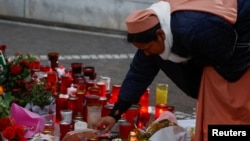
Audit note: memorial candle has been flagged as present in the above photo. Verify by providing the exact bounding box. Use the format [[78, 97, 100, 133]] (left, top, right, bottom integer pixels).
[[155, 104, 168, 119]]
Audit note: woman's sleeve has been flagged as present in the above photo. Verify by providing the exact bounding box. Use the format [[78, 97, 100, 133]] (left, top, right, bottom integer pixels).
[[109, 50, 160, 121]]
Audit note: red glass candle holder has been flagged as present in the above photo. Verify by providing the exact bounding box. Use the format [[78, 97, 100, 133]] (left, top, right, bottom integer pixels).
[[96, 81, 106, 97], [40, 64, 51, 72], [60, 74, 73, 94], [101, 103, 114, 117], [56, 97, 68, 123], [59, 121, 71, 141], [48, 52, 59, 71], [109, 84, 121, 104], [83, 66, 95, 78], [75, 82, 86, 94], [155, 104, 168, 119], [31, 68, 40, 78], [85, 80, 95, 94], [64, 68, 72, 78], [43, 120, 55, 135], [124, 104, 140, 125], [47, 71, 58, 85], [99, 96, 107, 106], [47, 71, 58, 94], [139, 88, 150, 114], [68, 96, 78, 119], [137, 112, 151, 129], [71, 62, 83, 76], [99, 76, 111, 91], [119, 121, 133, 140], [87, 84, 100, 96], [76, 91, 85, 116], [85, 94, 100, 105], [167, 105, 175, 113], [30, 59, 40, 69], [72, 73, 85, 85]]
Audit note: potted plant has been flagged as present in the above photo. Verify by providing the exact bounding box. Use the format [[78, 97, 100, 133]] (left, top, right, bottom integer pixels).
[[27, 80, 55, 114]]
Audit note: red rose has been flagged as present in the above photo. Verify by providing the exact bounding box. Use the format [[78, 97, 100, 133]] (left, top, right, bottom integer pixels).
[[21, 60, 29, 68], [0, 118, 15, 132], [11, 64, 22, 75], [14, 125, 25, 138], [2, 125, 27, 141], [2, 126, 16, 140]]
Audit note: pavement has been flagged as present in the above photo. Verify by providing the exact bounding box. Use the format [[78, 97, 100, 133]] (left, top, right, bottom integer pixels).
[[0, 19, 197, 115]]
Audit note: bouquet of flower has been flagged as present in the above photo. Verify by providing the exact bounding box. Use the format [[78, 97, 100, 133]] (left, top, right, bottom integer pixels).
[[0, 46, 55, 109], [0, 52, 37, 107]]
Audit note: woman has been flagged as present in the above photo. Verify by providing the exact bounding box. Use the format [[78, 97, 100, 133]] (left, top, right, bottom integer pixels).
[[64, 0, 250, 140]]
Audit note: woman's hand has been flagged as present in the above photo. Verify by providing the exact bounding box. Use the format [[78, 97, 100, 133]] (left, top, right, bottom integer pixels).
[[93, 116, 116, 133]]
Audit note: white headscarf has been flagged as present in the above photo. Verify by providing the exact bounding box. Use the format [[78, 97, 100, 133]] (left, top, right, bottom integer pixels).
[[148, 1, 189, 62]]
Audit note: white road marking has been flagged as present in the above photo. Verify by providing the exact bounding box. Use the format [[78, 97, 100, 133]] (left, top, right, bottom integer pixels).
[[8, 54, 134, 60]]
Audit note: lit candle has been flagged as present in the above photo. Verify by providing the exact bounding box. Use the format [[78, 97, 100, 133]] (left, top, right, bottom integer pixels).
[[59, 121, 71, 140], [76, 91, 85, 116], [109, 84, 121, 104], [139, 88, 150, 114], [40, 64, 51, 72], [47, 71, 58, 85], [155, 104, 168, 119], [31, 59, 40, 69], [101, 103, 114, 117], [83, 66, 95, 78], [124, 104, 140, 126], [55, 94, 69, 123], [119, 121, 133, 140], [47, 52, 59, 71], [60, 74, 73, 94], [71, 62, 83, 76], [96, 81, 106, 97], [68, 96, 78, 119]]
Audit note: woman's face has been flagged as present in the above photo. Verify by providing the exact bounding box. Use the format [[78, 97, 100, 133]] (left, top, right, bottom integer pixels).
[[133, 29, 165, 56]]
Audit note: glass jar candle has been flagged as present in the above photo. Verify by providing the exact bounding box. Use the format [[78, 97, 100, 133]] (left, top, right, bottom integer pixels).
[[59, 121, 71, 141], [119, 121, 133, 140], [68, 96, 78, 119], [139, 88, 150, 114], [156, 84, 168, 105], [71, 62, 83, 76], [47, 52, 59, 71], [96, 81, 106, 97], [101, 103, 114, 117], [109, 84, 121, 104], [155, 104, 168, 119], [87, 103, 102, 129], [124, 104, 141, 126], [55, 96, 68, 123]]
